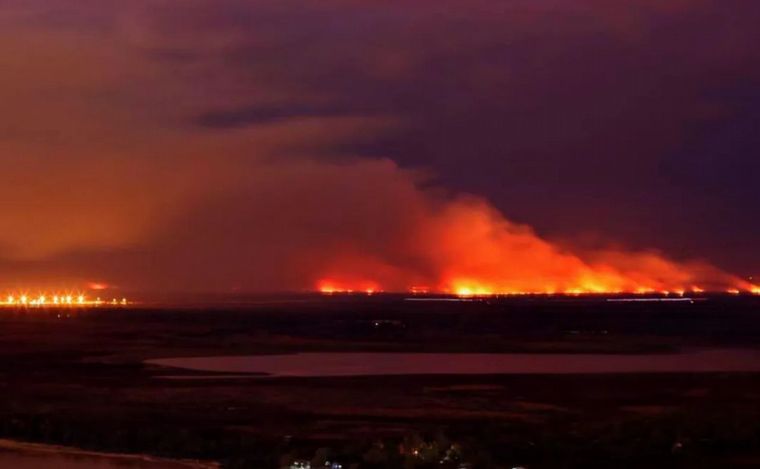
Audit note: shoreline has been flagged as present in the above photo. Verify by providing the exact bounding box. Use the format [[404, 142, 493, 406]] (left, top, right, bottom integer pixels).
[[0, 439, 220, 468]]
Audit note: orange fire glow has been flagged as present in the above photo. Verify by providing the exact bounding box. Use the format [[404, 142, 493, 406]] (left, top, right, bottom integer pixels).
[[314, 199, 759, 297], [318, 280, 381, 295], [316, 280, 760, 298]]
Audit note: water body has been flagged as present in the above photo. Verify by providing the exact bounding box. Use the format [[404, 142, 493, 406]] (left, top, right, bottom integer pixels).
[[147, 349, 760, 377], [0, 440, 217, 469]]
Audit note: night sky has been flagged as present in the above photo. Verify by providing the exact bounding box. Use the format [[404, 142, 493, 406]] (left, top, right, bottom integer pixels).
[[0, 1, 757, 295]]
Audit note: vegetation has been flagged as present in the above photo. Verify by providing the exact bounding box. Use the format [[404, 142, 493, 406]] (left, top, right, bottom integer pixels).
[[0, 297, 758, 467]]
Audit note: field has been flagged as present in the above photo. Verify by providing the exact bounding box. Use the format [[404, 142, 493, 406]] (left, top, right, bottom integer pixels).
[[0, 294, 759, 468]]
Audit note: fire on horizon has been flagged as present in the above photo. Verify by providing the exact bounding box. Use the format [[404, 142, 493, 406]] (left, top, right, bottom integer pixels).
[[312, 202, 759, 298], [314, 272, 760, 298], [318, 282, 760, 297], [0, 1, 757, 297]]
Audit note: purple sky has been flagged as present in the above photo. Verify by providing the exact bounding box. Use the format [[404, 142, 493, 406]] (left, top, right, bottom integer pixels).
[[0, 0, 757, 294]]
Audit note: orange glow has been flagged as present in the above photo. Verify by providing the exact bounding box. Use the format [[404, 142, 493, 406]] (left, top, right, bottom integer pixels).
[[451, 281, 494, 297], [0, 291, 129, 308], [312, 199, 755, 297], [315, 274, 759, 298], [318, 279, 380, 295], [314, 274, 758, 298]]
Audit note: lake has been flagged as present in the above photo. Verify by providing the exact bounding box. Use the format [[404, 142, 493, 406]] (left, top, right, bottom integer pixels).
[[146, 349, 760, 377]]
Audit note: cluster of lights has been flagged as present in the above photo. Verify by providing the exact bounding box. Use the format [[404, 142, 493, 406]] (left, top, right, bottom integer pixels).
[[0, 293, 129, 308]]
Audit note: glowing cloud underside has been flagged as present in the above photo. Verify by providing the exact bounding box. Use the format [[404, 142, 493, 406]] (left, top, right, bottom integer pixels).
[[316, 198, 758, 296]]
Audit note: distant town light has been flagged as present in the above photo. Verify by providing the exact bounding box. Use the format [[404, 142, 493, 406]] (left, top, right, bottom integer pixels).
[[0, 291, 130, 308]]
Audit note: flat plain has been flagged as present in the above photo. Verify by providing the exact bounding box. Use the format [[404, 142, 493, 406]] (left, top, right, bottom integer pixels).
[[0, 294, 759, 468]]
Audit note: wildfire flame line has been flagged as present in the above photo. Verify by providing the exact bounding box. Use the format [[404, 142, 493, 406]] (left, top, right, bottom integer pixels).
[[318, 282, 760, 297]]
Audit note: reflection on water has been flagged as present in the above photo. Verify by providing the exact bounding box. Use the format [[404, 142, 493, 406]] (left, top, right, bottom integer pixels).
[[147, 349, 760, 377]]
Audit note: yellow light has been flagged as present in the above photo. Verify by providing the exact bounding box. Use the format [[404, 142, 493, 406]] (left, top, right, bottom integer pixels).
[[0, 290, 129, 308], [454, 285, 495, 297], [456, 287, 473, 297]]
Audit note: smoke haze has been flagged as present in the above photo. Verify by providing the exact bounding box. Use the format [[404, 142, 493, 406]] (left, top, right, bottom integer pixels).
[[0, 0, 757, 295]]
